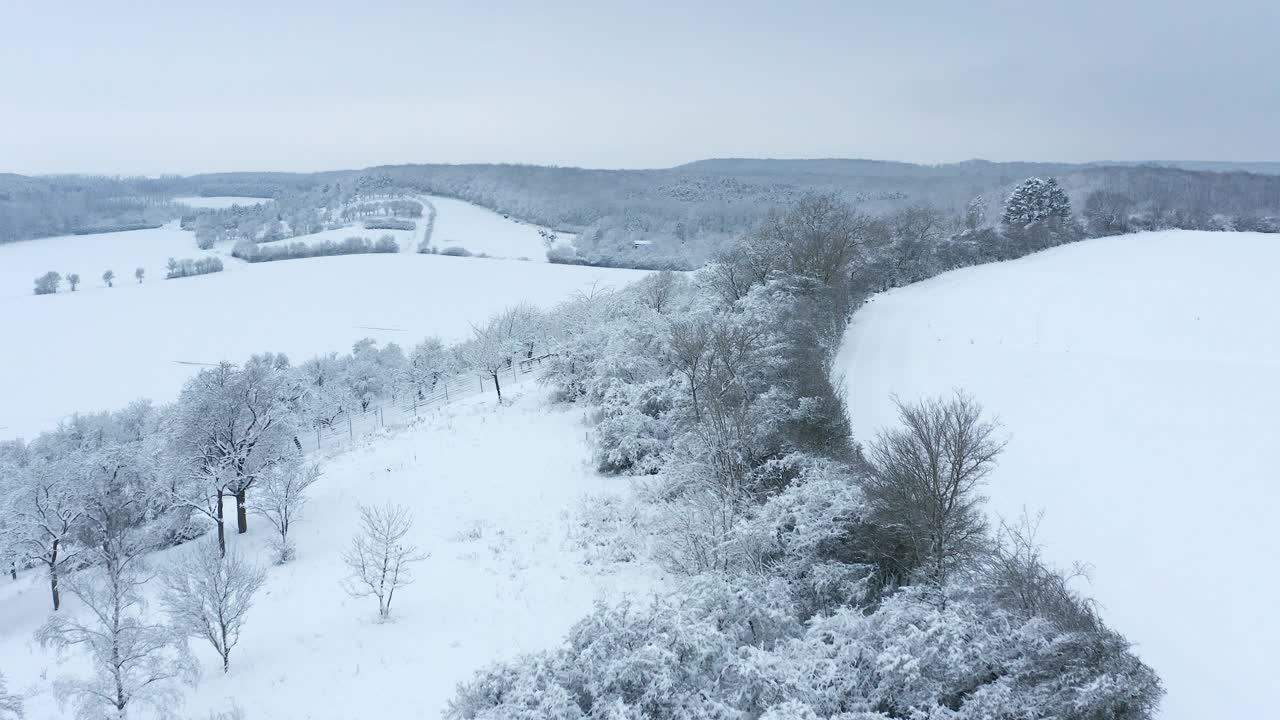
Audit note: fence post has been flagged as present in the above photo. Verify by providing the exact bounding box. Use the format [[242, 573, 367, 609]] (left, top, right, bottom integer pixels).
[[379, 407, 384, 427], [316, 427, 321, 450], [348, 413, 354, 440], [444, 380, 450, 402]]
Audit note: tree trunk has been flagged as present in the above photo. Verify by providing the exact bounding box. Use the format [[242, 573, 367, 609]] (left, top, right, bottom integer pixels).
[[492, 372, 503, 403], [50, 540, 61, 611], [236, 488, 248, 534], [216, 492, 227, 557]]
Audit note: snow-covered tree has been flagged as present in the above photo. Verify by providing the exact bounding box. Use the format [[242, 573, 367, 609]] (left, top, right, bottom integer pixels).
[[161, 540, 266, 673], [342, 339, 406, 411], [102, 269, 115, 288], [33, 271, 60, 295], [67, 273, 80, 291], [253, 460, 321, 563], [170, 357, 299, 554], [1002, 176, 1072, 229], [297, 353, 350, 428], [134, 267, 144, 284], [8, 460, 84, 610], [341, 503, 428, 621], [406, 337, 453, 401], [37, 488, 196, 720], [456, 318, 516, 403]]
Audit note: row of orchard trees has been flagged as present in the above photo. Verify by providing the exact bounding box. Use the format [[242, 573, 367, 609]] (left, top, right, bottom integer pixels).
[[447, 194, 1163, 719], [0, 304, 548, 718], [33, 268, 147, 294]]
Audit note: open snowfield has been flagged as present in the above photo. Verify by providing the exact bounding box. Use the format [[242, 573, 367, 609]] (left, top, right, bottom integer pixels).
[[174, 196, 273, 209], [0, 386, 658, 719], [837, 230, 1278, 720], [0, 221, 222, 300], [1, 222, 647, 440], [426, 195, 571, 260]]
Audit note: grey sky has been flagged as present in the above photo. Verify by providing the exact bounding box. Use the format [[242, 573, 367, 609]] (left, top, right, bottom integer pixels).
[[2, 0, 1277, 175]]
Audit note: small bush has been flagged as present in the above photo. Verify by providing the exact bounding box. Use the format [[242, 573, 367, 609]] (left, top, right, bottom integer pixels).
[[439, 246, 473, 257]]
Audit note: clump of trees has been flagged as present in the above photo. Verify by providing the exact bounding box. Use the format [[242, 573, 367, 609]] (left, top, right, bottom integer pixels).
[[232, 235, 398, 263], [165, 256, 224, 279], [363, 219, 415, 231], [32, 271, 61, 295]]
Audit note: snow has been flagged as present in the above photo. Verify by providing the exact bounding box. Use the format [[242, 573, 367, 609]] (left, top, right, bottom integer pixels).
[[1, 233, 647, 440], [0, 386, 659, 719], [0, 221, 220, 301], [425, 195, 572, 260], [174, 196, 272, 209], [836, 230, 1278, 720]]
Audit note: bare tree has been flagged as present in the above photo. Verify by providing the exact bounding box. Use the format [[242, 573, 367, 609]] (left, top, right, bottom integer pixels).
[[667, 316, 710, 422], [456, 319, 514, 403], [37, 515, 195, 719], [862, 392, 1004, 595], [102, 269, 115, 288], [67, 273, 80, 291], [341, 503, 428, 621], [161, 539, 266, 674], [253, 461, 321, 563], [9, 465, 83, 610], [635, 270, 683, 314]]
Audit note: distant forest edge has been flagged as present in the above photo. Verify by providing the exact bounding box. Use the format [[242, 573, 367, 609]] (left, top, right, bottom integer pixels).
[[3, 159, 1279, 268]]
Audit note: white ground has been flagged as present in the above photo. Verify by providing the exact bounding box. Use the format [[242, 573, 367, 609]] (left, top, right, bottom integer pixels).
[[0, 210, 646, 441], [837, 230, 1277, 720], [0, 221, 220, 301], [425, 195, 572, 260], [0, 386, 658, 720], [174, 196, 273, 209]]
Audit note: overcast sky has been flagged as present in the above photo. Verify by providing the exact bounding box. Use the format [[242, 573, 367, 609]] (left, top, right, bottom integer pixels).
[[2, 0, 1276, 175]]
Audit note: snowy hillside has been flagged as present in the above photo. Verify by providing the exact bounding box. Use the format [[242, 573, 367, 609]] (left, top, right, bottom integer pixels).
[[1, 220, 646, 440], [0, 221, 224, 301], [837, 230, 1278, 720], [425, 195, 571, 260], [0, 385, 658, 719]]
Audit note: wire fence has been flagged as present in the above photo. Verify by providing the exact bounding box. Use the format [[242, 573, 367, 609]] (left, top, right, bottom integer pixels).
[[304, 353, 554, 452]]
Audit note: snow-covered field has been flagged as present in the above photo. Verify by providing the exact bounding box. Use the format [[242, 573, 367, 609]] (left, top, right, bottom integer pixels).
[[0, 221, 222, 300], [0, 386, 658, 719], [0, 208, 646, 440], [837, 230, 1278, 720], [174, 196, 272, 209], [426, 195, 571, 260]]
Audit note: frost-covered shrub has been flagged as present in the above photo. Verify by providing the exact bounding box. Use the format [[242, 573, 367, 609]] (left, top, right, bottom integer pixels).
[[565, 494, 649, 567], [439, 245, 473, 257]]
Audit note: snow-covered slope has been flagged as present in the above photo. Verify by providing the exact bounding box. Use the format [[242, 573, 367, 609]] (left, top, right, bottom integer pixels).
[[426, 195, 570, 260], [837, 230, 1278, 720], [0, 386, 657, 719], [0, 221, 224, 301], [1, 231, 647, 440]]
